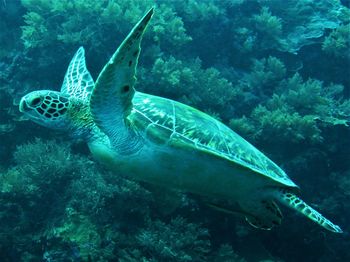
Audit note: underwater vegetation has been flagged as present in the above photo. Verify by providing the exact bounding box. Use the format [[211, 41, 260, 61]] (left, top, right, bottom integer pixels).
[[0, 0, 350, 261]]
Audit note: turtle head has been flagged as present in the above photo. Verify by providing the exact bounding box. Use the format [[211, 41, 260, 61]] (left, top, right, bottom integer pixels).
[[20, 90, 95, 139], [19, 90, 71, 130]]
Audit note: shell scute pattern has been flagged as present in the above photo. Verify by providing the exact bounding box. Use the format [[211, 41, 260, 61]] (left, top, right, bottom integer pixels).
[[131, 93, 296, 186]]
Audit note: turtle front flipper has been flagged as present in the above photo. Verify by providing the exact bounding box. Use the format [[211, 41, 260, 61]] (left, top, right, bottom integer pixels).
[[90, 8, 154, 154], [61, 47, 94, 100], [277, 190, 343, 233]]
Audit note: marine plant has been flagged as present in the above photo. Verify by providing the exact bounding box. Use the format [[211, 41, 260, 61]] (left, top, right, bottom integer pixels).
[[246, 56, 286, 94], [252, 7, 282, 49], [133, 217, 210, 261], [322, 23, 350, 60], [211, 244, 246, 262], [230, 63, 350, 146], [254, 0, 348, 53], [0, 139, 82, 259], [0, 139, 150, 260], [1, 138, 231, 261], [174, 0, 225, 23], [0, 0, 349, 261], [140, 56, 240, 118], [21, 0, 191, 51]]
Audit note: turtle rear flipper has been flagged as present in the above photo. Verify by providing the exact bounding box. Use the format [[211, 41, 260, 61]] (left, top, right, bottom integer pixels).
[[243, 200, 283, 230], [277, 190, 343, 233], [206, 199, 282, 230]]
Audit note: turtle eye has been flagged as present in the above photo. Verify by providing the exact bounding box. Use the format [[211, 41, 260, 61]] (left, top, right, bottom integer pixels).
[[30, 97, 42, 107]]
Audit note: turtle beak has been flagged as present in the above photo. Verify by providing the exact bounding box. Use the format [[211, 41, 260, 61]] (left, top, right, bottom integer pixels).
[[19, 97, 29, 113]]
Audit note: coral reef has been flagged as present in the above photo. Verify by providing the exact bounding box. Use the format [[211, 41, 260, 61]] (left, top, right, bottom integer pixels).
[[252, 7, 283, 49], [322, 23, 350, 60], [140, 56, 240, 118], [255, 0, 349, 53], [0, 140, 108, 259], [132, 217, 210, 261], [230, 64, 350, 146], [0, 0, 349, 261], [21, 0, 191, 51], [0, 139, 216, 261]]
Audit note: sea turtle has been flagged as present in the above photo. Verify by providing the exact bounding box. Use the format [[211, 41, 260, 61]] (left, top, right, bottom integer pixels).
[[19, 8, 342, 233]]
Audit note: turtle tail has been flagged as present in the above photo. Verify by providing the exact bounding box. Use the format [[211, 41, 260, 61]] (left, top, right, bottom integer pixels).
[[277, 189, 343, 233]]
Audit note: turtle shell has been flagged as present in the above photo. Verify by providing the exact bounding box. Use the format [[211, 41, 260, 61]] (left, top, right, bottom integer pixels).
[[130, 92, 297, 188]]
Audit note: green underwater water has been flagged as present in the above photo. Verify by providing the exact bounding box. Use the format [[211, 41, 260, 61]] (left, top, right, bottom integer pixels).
[[0, 0, 350, 261]]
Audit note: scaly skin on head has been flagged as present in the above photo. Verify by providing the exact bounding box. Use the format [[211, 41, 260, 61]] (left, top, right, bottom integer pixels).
[[20, 90, 69, 120], [19, 90, 97, 139]]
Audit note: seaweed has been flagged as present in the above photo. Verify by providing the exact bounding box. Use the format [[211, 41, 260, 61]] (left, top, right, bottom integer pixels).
[[230, 67, 349, 146], [1, 0, 349, 261], [252, 7, 283, 49], [133, 217, 210, 261], [141, 56, 240, 118], [21, 0, 191, 52], [322, 24, 350, 60]]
